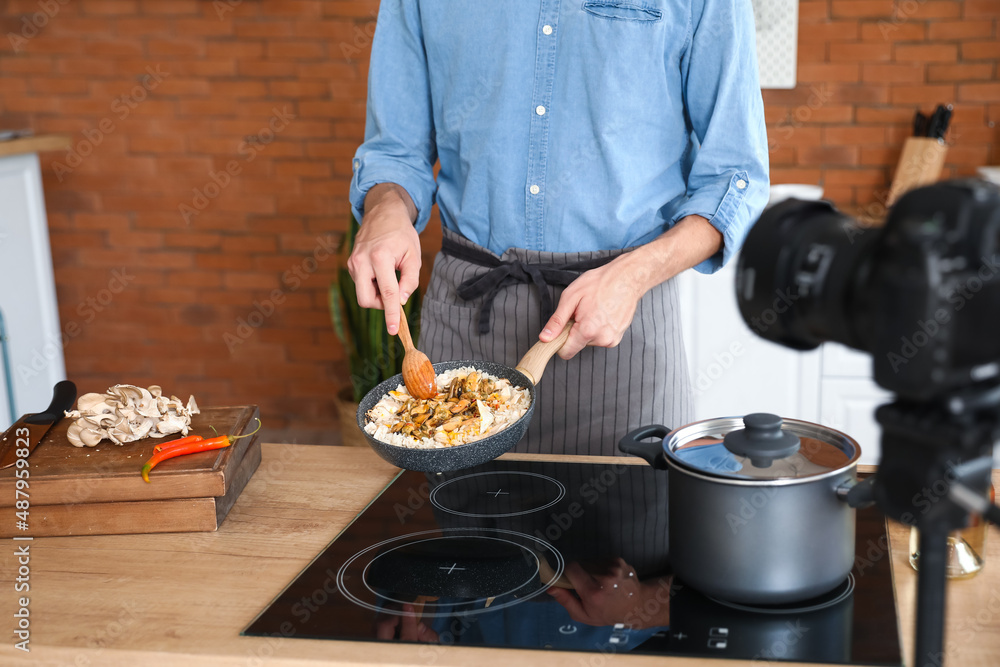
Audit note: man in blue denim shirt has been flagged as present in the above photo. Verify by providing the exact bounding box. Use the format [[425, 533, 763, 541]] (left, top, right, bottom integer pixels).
[[349, 0, 768, 456]]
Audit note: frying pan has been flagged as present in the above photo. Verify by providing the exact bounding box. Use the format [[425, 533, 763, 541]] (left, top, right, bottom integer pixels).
[[356, 323, 572, 472]]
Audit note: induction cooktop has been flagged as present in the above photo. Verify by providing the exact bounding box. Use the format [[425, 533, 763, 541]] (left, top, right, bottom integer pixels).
[[243, 459, 903, 664]]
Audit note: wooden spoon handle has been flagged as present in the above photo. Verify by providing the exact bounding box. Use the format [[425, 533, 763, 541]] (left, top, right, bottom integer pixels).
[[397, 312, 415, 351], [514, 320, 574, 386], [537, 552, 574, 590]]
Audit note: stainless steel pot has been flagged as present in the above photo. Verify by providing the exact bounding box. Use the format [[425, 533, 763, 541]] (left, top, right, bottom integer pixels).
[[619, 413, 872, 605]]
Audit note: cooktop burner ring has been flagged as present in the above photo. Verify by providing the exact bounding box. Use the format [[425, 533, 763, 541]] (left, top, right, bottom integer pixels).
[[429, 471, 566, 518], [707, 573, 856, 615], [361, 536, 541, 608], [336, 528, 565, 618]]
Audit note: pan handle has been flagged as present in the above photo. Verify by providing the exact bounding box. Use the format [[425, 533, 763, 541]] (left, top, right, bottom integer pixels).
[[618, 425, 671, 470], [514, 319, 575, 386]]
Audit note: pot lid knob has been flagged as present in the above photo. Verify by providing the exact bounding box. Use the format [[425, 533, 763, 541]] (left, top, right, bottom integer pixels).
[[722, 413, 801, 468]]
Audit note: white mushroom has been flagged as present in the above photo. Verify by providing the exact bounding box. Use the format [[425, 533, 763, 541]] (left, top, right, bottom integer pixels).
[[76, 393, 110, 412], [135, 397, 161, 419], [67, 422, 105, 448], [82, 413, 116, 428], [66, 422, 85, 448], [63, 384, 200, 447], [155, 415, 189, 436], [131, 418, 155, 440]]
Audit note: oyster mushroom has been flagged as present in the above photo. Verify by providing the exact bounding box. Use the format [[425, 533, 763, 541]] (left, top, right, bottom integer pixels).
[[63, 384, 200, 448], [76, 393, 111, 413], [155, 415, 189, 437], [67, 422, 104, 448]]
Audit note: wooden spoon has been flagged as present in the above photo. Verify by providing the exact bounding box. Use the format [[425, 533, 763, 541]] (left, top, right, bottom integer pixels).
[[398, 315, 437, 399]]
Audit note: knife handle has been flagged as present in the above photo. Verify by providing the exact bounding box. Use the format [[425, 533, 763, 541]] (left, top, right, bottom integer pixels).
[[23, 380, 77, 425]]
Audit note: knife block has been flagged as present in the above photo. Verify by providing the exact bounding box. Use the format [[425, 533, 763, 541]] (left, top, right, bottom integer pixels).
[[886, 137, 948, 207]]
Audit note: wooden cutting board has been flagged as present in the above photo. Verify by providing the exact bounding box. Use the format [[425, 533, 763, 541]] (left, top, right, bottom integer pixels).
[[0, 406, 262, 537]]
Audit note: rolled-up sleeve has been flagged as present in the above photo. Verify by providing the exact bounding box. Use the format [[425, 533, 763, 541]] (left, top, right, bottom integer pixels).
[[349, 0, 438, 232], [674, 0, 769, 274]]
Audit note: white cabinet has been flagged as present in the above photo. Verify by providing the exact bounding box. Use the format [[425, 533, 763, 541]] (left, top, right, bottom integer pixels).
[[0, 150, 66, 428], [818, 345, 893, 464], [677, 257, 889, 466]]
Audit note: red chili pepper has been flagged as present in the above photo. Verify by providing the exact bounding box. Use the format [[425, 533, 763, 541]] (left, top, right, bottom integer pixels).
[[140, 417, 261, 483], [141, 438, 231, 482], [153, 434, 204, 453]]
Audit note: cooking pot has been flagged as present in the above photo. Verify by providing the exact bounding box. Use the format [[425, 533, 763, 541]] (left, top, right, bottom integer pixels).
[[619, 413, 873, 604]]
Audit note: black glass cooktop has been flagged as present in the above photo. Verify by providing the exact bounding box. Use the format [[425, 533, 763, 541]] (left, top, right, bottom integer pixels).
[[244, 460, 903, 664]]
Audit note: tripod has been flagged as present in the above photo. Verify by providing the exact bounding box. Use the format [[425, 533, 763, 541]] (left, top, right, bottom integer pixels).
[[869, 384, 1000, 667]]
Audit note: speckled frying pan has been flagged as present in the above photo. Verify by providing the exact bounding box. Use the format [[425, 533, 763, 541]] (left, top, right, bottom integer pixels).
[[356, 323, 573, 473]]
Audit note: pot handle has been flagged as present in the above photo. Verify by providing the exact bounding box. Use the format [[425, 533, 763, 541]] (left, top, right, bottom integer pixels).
[[836, 476, 876, 509], [618, 425, 671, 470]]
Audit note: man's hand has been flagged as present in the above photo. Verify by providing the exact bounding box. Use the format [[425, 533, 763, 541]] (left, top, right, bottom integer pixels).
[[347, 183, 422, 335], [540, 214, 723, 359], [546, 558, 672, 629], [539, 257, 644, 360], [374, 603, 440, 643]]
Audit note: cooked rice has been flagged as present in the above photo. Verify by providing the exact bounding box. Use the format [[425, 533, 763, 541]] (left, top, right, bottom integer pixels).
[[364, 366, 531, 449]]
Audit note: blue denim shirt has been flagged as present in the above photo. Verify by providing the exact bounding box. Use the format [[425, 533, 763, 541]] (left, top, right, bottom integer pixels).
[[350, 0, 769, 272]]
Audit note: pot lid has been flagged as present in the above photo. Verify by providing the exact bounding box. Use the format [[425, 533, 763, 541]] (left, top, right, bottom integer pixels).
[[666, 414, 859, 481]]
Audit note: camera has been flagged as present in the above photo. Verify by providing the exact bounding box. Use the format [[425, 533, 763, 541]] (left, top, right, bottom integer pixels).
[[735, 179, 1000, 401], [735, 178, 1000, 666]]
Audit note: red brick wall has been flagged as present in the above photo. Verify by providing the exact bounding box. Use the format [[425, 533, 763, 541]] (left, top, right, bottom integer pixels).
[[0, 0, 997, 441], [765, 0, 999, 218]]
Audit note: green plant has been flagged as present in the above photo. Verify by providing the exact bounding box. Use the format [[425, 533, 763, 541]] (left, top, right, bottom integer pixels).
[[329, 216, 422, 403]]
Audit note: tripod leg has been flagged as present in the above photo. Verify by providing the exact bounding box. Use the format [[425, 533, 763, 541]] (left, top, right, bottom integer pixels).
[[914, 524, 949, 667]]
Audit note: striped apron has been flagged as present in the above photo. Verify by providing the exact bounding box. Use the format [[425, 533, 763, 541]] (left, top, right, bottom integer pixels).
[[420, 229, 693, 456]]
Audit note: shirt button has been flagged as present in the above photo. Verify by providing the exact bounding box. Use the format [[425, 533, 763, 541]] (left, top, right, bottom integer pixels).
[[352, 159, 360, 169], [529, 185, 540, 195], [736, 179, 747, 190], [535, 105, 546, 116], [542, 25, 553, 35]]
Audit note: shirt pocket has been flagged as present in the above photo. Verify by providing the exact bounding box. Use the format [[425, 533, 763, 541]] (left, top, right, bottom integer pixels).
[[582, 0, 663, 22]]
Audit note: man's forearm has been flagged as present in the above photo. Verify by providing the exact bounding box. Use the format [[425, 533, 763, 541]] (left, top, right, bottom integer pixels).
[[616, 214, 724, 296], [363, 183, 418, 224]]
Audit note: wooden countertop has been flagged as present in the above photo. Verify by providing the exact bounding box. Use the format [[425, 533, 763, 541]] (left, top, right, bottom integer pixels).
[[1, 444, 997, 666], [0, 135, 71, 158]]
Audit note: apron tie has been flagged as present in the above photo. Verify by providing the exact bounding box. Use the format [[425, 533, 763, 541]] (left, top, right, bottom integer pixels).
[[442, 234, 619, 334]]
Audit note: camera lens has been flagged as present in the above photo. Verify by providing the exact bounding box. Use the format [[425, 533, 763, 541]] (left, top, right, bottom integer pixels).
[[735, 198, 881, 354]]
